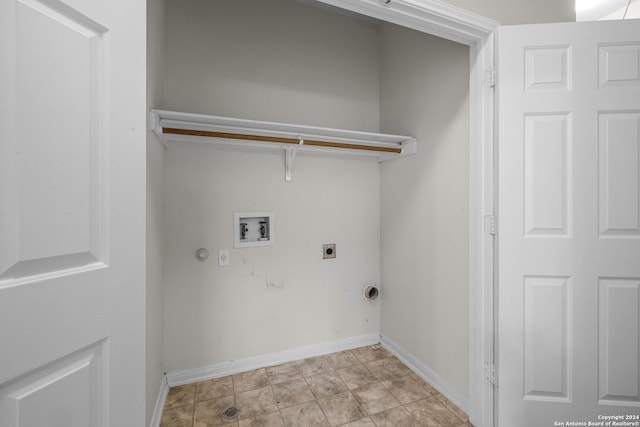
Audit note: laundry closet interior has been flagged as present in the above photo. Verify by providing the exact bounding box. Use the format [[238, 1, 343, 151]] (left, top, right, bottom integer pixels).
[[147, 0, 471, 415]]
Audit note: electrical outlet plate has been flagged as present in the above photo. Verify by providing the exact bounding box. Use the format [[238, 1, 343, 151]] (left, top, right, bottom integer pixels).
[[322, 244, 336, 259]]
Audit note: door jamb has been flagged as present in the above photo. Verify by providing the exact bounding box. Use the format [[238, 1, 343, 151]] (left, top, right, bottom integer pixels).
[[313, 1, 498, 426]]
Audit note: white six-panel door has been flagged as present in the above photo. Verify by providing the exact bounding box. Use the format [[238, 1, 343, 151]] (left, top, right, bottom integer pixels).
[[498, 20, 640, 426], [0, 0, 146, 425]]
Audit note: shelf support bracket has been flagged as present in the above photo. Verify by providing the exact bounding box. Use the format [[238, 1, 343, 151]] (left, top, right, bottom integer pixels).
[[285, 137, 304, 181]]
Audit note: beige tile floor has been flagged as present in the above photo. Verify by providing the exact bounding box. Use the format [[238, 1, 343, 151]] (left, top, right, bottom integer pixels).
[[160, 345, 473, 427]]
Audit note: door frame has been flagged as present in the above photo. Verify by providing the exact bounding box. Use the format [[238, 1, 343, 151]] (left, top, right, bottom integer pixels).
[[314, 1, 498, 426]]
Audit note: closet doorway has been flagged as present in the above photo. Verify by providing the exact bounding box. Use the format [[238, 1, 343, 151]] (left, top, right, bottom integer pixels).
[[156, 1, 495, 426]]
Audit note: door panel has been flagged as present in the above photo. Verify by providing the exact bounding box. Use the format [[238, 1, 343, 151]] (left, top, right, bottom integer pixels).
[[523, 276, 571, 402], [599, 278, 640, 406], [0, 341, 106, 427], [599, 112, 640, 236], [598, 43, 640, 88], [523, 113, 572, 237], [498, 20, 640, 426], [1, 0, 106, 285], [0, 0, 145, 425]]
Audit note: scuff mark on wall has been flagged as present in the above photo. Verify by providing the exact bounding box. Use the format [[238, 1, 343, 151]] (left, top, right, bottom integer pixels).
[[242, 256, 258, 277], [265, 277, 286, 289]]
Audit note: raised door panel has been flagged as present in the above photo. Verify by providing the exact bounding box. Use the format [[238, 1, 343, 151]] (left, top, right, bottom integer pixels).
[[598, 278, 640, 406], [523, 113, 572, 237], [599, 43, 640, 88], [598, 112, 640, 237], [0, 341, 107, 427], [523, 276, 572, 402], [524, 46, 572, 91], [0, 0, 107, 286]]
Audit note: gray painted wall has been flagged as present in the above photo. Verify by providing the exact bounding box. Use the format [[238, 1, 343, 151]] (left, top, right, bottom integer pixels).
[[161, 0, 382, 372], [379, 22, 470, 398]]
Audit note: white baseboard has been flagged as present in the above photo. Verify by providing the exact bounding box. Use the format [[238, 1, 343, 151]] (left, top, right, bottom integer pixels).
[[149, 375, 169, 427], [165, 333, 380, 387], [380, 333, 470, 414]]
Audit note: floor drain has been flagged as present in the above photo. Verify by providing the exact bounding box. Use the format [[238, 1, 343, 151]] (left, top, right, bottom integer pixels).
[[222, 406, 240, 420]]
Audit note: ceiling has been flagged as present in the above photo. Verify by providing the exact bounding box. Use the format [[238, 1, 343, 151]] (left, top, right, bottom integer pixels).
[[576, 0, 640, 20]]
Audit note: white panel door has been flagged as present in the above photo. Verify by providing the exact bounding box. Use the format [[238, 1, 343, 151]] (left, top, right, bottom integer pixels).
[[0, 0, 146, 425], [498, 20, 640, 426]]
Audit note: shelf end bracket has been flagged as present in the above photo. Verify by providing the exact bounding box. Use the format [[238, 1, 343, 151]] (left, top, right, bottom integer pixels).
[[149, 110, 168, 148]]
